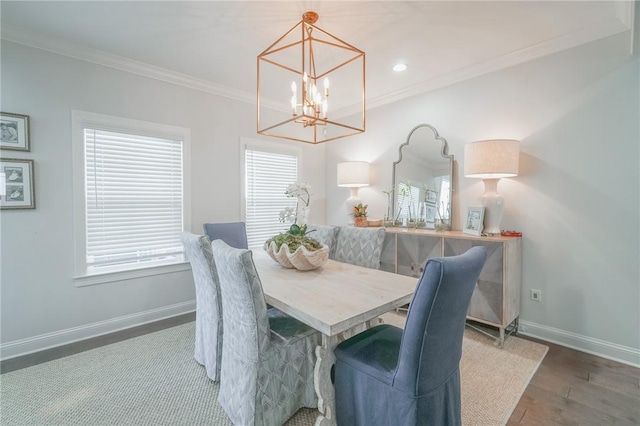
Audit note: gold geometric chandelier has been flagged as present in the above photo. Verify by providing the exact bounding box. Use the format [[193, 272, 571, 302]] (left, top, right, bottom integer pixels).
[[257, 11, 366, 144]]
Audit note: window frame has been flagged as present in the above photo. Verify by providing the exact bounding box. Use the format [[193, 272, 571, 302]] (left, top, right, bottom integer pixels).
[[240, 137, 302, 248], [72, 110, 191, 287]]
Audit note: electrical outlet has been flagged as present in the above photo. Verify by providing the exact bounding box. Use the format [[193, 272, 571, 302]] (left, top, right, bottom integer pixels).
[[530, 289, 542, 302]]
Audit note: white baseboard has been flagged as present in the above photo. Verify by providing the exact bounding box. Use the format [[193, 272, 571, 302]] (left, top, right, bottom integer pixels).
[[519, 320, 640, 368], [0, 300, 196, 361]]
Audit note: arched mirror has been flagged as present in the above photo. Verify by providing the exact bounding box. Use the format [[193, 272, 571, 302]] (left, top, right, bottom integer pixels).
[[391, 124, 453, 230]]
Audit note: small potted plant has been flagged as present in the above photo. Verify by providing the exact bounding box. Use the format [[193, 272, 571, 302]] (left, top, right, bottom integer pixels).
[[352, 203, 368, 227]]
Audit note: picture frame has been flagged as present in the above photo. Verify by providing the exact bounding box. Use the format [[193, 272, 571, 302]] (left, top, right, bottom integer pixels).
[[1, 158, 35, 210], [463, 206, 484, 236], [425, 204, 436, 223], [1, 112, 30, 152], [425, 189, 437, 205]]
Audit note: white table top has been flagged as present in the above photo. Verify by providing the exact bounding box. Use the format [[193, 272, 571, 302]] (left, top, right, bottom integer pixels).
[[252, 250, 418, 336]]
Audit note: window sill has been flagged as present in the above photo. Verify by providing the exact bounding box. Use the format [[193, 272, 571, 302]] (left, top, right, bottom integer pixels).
[[74, 260, 191, 287]]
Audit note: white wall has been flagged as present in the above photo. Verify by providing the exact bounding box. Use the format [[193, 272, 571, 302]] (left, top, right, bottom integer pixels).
[[2, 31, 637, 365], [326, 33, 640, 365], [0, 41, 325, 357]]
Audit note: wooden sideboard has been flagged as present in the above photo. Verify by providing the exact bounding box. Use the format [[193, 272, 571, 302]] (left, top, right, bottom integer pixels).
[[379, 227, 522, 347]]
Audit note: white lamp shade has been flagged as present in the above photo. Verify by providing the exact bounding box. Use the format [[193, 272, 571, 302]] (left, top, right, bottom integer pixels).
[[464, 139, 520, 179], [337, 161, 370, 187], [0, 172, 5, 197]]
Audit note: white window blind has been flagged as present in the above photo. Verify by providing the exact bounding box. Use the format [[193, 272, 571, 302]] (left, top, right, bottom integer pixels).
[[245, 149, 298, 248], [84, 129, 184, 270]]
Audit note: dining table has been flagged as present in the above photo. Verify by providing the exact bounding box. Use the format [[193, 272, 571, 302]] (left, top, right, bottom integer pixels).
[[252, 250, 419, 426]]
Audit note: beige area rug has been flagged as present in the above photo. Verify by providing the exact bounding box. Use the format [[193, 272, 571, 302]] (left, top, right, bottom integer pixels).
[[1, 315, 547, 426]]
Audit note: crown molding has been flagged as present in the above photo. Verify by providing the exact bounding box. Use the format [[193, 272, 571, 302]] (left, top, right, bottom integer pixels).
[[0, 25, 270, 107], [356, 15, 632, 115], [2, 8, 633, 117]]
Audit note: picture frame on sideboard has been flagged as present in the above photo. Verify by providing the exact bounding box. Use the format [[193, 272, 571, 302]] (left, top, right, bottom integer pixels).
[[463, 206, 484, 236]]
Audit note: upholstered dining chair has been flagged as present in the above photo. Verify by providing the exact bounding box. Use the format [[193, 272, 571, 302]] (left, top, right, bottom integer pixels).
[[332, 226, 385, 269], [306, 224, 339, 257], [211, 240, 319, 426], [202, 221, 248, 249], [180, 232, 222, 382], [333, 246, 487, 426]]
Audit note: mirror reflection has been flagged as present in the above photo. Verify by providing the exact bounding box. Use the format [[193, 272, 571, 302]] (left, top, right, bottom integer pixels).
[[390, 124, 453, 230]]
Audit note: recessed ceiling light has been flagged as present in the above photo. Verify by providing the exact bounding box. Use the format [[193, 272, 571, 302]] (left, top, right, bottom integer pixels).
[[393, 63, 408, 72]]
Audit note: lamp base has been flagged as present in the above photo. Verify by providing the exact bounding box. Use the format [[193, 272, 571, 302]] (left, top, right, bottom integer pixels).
[[481, 178, 505, 235], [345, 188, 361, 225]]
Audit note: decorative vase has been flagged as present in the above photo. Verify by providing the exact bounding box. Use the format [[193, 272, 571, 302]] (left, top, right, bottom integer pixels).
[[434, 219, 448, 232], [264, 241, 329, 271], [354, 216, 368, 227]]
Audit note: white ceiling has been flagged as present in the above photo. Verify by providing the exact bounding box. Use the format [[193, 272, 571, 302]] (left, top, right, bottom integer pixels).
[[0, 1, 634, 113]]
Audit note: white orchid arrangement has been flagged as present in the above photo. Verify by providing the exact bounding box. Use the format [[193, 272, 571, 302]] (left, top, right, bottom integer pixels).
[[267, 181, 322, 253], [279, 182, 311, 236]]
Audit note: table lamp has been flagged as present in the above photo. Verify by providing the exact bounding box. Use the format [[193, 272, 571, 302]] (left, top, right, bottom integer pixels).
[[464, 139, 520, 235], [337, 161, 369, 223]]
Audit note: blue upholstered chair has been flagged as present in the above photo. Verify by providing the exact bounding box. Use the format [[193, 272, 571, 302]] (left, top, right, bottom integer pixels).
[[334, 246, 487, 426], [211, 240, 318, 426], [333, 226, 385, 269], [203, 221, 248, 249], [180, 232, 222, 382]]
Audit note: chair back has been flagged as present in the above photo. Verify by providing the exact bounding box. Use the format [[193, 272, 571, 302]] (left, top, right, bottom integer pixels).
[[333, 226, 385, 269], [306, 224, 339, 257], [211, 240, 271, 361], [203, 222, 248, 249], [394, 246, 487, 395], [180, 232, 223, 380]]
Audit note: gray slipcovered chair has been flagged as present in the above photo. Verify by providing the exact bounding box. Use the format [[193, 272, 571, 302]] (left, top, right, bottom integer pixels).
[[180, 232, 222, 382], [306, 224, 339, 257], [211, 240, 319, 426], [333, 226, 385, 269], [334, 246, 487, 426], [203, 221, 248, 249]]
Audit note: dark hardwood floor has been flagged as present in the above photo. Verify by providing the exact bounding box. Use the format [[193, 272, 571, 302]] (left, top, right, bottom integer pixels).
[[2, 316, 638, 425], [508, 336, 640, 425]]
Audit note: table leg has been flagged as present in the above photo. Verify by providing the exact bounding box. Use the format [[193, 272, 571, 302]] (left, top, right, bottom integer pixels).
[[314, 334, 339, 426]]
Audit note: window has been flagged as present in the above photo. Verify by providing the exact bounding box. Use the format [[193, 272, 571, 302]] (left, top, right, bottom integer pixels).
[[243, 141, 299, 248], [72, 111, 190, 285]]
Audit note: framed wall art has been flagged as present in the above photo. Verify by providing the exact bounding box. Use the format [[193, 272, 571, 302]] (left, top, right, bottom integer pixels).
[[463, 206, 484, 236], [1, 158, 35, 210], [425, 204, 436, 224], [425, 189, 437, 205], [1, 112, 30, 152]]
